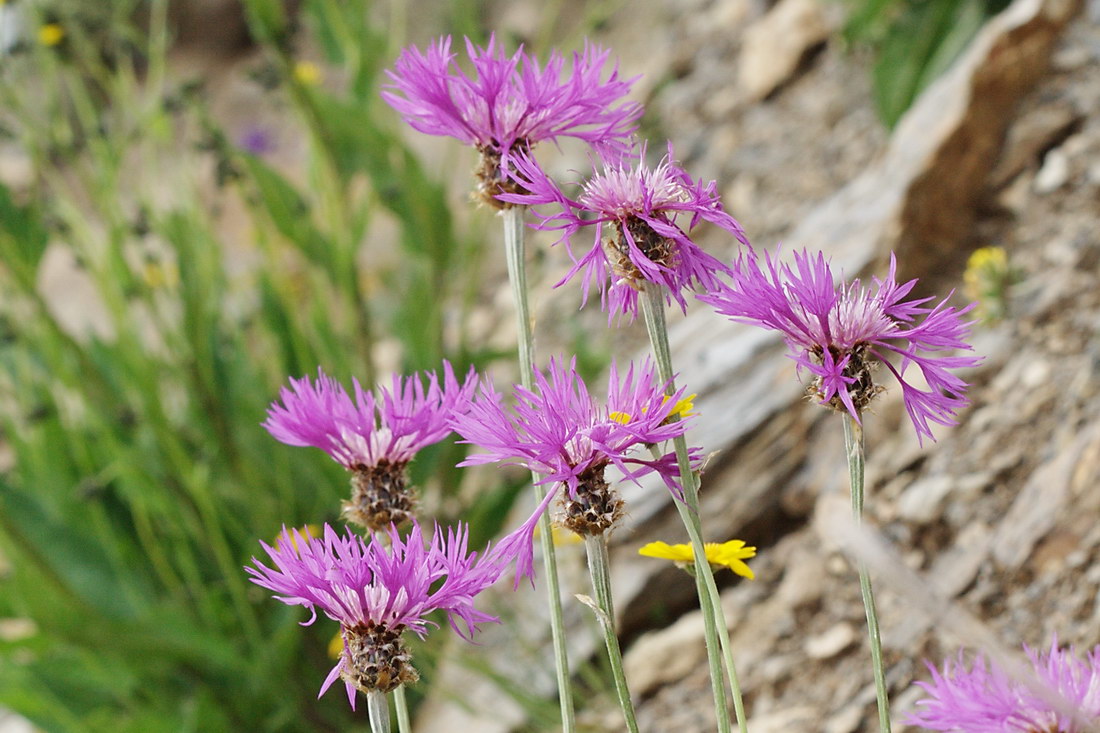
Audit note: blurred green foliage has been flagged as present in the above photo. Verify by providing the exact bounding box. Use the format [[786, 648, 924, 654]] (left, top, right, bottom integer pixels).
[[845, 0, 1011, 126], [0, 0, 529, 730]]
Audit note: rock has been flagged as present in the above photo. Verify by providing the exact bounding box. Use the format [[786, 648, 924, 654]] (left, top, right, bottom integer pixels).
[[805, 623, 857, 659], [738, 0, 832, 101], [1034, 147, 1071, 192], [896, 475, 955, 523], [623, 607, 707, 695]]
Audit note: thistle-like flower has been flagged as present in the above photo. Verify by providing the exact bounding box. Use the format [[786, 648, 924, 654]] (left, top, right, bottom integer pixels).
[[908, 639, 1100, 731], [499, 144, 748, 320], [699, 247, 981, 444], [452, 357, 701, 536], [382, 34, 641, 208], [247, 522, 525, 708], [262, 362, 476, 530]]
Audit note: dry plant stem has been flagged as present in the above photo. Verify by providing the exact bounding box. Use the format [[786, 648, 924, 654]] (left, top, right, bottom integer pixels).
[[367, 690, 391, 733], [640, 285, 745, 733], [583, 535, 640, 733], [502, 205, 577, 733], [843, 414, 891, 733]]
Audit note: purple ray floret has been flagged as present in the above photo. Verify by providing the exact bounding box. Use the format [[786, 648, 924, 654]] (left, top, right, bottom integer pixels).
[[699, 247, 981, 444], [499, 144, 749, 320], [382, 34, 641, 178], [452, 356, 701, 499], [247, 521, 530, 708], [908, 639, 1100, 731], [262, 361, 476, 470]]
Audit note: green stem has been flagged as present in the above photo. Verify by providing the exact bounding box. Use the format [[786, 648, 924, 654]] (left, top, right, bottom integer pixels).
[[843, 414, 891, 732], [393, 686, 412, 733], [502, 205, 576, 733], [583, 534, 640, 733], [641, 284, 746, 733], [367, 690, 391, 733]]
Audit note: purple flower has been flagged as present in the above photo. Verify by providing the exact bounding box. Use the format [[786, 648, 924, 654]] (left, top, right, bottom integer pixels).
[[699, 247, 980, 444], [262, 362, 476, 529], [908, 639, 1100, 731], [238, 126, 276, 156], [247, 521, 525, 707], [452, 357, 701, 535], [499, 144, 748, 320], [382, 34, 641, 207]]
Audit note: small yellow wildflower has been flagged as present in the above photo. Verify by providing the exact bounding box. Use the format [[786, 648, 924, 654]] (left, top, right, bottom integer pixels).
[[533, 523, 583, 546], [610, 393, 696, 425], [293, 61, 321, 85], [638, 539, 756, 579], [38, 23, 65, 47], [328, 630, 343, 659], [963, 246, 1018, 322], [274, 524, 321, 552]]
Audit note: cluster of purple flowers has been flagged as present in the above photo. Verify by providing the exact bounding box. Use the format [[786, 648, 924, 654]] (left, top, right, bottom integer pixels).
[[248, 31, 986, 713]]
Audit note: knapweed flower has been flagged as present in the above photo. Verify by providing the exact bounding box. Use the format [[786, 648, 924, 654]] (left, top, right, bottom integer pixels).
[[382, 35, 641, 207], [908, 639, 1100, 731], [699, 247, 981, 444], [638, 539, 756, 579], [247, 521, 525, 708], [262, 361, 476, 530], [499, 144, 748, 320], [452, 357, 702, 536]]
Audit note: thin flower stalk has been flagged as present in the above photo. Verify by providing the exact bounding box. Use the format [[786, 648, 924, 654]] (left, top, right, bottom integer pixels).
[[584, 534, 640, 733], [503, 205, 577, 732], [368, 691, 391, 733], [845, 414, 891, 733], [641, 283, 747, 733]]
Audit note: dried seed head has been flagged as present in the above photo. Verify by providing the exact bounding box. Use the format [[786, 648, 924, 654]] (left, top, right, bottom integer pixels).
[[561, 464, 623, 536], [603, 216, 677, 287], [343, 460, 416, 532], [474, 140, 530, 209], [808, 343, 884, 414], [341, 623, 419, 694]]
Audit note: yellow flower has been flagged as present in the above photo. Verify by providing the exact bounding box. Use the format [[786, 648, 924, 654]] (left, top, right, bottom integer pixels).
[[610, 393, 697, 425], [964, 246, 1018, 322], [328, 631, 344, 659], [293, 61, 321, 85], [533, 523, 583, 546], [38, 23, 65, 47], [274, 525, 321, 552], [638, 539, 756, 579]]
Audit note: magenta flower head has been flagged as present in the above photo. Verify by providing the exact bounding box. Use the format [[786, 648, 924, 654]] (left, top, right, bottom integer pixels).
[[908, 639, 1100, 731], [262, 361, 476, 530], [382, 34, 641, 208], [499, 144, 748, 321], [247, 521, 521, 708], [451, 356, 702, 536], [699, 247, 981, 444]]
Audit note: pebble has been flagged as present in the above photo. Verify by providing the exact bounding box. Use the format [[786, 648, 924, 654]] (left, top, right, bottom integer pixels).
[[1034, 148, 1070, 192]]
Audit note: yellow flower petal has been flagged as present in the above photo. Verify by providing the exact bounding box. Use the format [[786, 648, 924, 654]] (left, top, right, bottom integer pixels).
[[274, 524, 321, 552], [609, 410, 632, 425], [638, 539, 756, 579], [328, 630, 344, 660], [38, 24, 65, 47]]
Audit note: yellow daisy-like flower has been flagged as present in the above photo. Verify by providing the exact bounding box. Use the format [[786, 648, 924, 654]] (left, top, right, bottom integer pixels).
[[328, 630, 343, 659], [292, 60, 321, 85], [610, 393, 696, 425], [533, 523, 583, 546], [638, 539, 756, 579], [273, 524, 321, 552], [38, 23, 65, 47]]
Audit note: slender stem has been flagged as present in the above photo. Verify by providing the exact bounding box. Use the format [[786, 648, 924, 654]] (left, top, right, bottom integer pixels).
[[502, 205, 576, 732], [843, 414, 891, 732], [641, 284, 746, 733], [583, 535, 640, 733], [367, 690, 391, 733], [393, 686, 412, 733]]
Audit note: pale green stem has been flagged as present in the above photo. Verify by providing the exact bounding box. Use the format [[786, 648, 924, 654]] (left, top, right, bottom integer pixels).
[[583, 534, 640, 733], [843, 414, 891, 732], [641, 284, 747, 733], [502, 205, 576, 732], [393, 686, 412, 733], [367, 690, 391, 733]]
